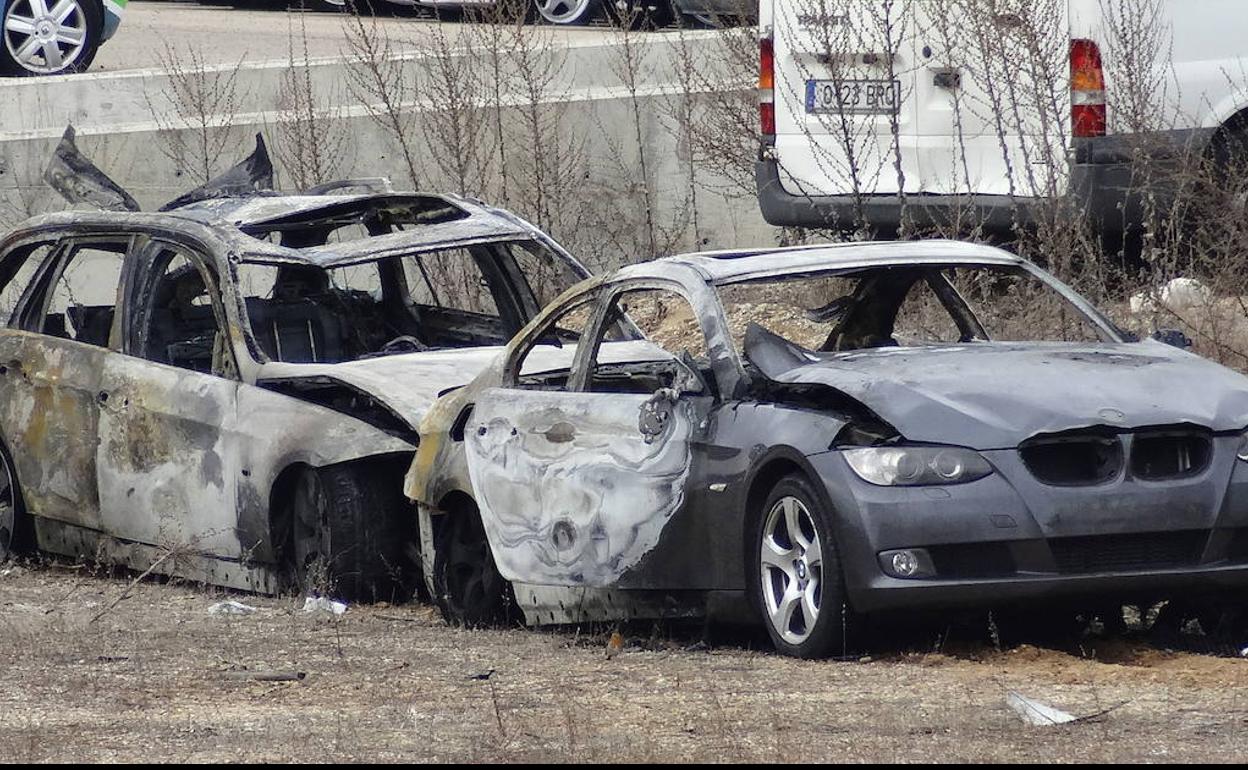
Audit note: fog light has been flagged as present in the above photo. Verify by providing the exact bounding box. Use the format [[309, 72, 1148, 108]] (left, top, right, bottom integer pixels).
[[879, 548, 933, 579], [891, 550, 919, 577]]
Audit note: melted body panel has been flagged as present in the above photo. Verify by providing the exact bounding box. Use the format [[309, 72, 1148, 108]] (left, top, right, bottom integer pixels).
[[466, 389, 705, 586]]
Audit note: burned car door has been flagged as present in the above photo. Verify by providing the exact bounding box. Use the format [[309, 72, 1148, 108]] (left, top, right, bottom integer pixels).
[[465, 283, 715, 587], [0, 236, 129, 530], [95, 239, 242, 557]]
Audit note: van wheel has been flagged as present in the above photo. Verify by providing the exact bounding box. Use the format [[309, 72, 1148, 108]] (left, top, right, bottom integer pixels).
[[288, 463, 407, 602], [0, 439, 31, 561], [533, 0, 603, 25], [431, 501, 514, 627], [750, 474, 855, 658]]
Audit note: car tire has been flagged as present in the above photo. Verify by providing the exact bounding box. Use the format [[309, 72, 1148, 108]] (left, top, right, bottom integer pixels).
[[751, 473, 855, 659], [0, 437, 32, 562], [0, 0, 102, 77], [288, 463, 408, 602], [431, 500, 515, 628], [533, 0, 605, 25]]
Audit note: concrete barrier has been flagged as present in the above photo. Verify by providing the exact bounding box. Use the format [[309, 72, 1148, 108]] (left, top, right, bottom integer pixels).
[[0, 30, 772, 263]]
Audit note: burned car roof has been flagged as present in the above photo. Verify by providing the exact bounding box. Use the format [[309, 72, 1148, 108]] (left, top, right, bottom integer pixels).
[[3, 192, 543, 270]]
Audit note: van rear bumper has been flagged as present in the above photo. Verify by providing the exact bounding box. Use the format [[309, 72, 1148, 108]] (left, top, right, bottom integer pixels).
[[755, 158, 1036, 234], [1069, 129, 1215, 238]]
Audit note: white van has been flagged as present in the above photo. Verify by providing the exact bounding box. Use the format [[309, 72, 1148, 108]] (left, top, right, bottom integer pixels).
[[756, 0, 1248, 240]]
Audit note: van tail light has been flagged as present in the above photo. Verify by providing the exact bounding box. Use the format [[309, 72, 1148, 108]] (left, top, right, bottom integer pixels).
[[760, 33, 775, 137], [1070, 39, 1106, 138]]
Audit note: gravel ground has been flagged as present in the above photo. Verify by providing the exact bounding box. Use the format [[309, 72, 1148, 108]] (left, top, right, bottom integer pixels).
[[2, 561, 1247, 762]]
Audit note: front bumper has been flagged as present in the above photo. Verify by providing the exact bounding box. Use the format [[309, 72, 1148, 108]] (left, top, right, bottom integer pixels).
[[808, 441, 1248, 613]]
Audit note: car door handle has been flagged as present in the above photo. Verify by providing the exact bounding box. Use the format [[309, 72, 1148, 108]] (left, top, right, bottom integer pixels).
[[543, 421, 576, 444]]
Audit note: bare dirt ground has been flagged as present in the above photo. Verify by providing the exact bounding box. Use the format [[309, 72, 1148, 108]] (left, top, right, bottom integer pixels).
[[2, 561, 1247, 762]]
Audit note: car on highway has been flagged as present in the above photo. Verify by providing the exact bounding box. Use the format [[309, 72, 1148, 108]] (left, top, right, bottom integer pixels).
[[1, 0, 122, 75], [408, 239, 1248, 658], [0, 132, 590, 600]]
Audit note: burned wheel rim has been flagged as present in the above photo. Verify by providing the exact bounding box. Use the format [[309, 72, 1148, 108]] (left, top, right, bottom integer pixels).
[[290, 471, 327, 589], [443, 512, 505, 624], [3, 0, 89, 75], [535, 0, 595, 25], [759, 495, 823, 645], [0, 449, 16, 560]]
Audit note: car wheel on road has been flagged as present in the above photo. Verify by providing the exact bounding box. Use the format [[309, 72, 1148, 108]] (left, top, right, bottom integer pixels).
[[533, 0, 605, 25], [431, 501, 514, 627], [0, 439, 31, 561], [288, 463, 407, 602], [753, 474, 854, 658], [0, 0, 101, 76]]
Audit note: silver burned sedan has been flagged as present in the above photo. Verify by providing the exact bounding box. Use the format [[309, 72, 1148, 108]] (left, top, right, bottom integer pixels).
[[0, 134, 590, 600], [409, 240, 1248, 657]]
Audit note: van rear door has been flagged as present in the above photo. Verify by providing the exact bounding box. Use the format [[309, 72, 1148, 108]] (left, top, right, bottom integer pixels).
[[770, 1, 923, 207]]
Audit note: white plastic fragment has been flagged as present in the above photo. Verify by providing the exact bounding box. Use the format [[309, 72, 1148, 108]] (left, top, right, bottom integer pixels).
[[302, 596, 348, 616], [1129, 277, 1212, 314], [208, 600, 258, 615], [1240, 646, 1248, 658], [1006, 691, 1078, 726]]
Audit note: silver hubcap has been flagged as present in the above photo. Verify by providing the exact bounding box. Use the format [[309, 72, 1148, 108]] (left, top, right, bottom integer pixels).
[[3, 0, 87, 74], [760, 496, 823, 645], [536, 0, 593, 24], [0, 450, 16, 559]]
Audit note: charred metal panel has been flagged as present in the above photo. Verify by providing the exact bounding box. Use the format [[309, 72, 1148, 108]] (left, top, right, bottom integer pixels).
[[513, 582, 706, 624], [96, 355, 241, 557], [0, 333, 107, 529], [35, 517, 280, 594], [465, 388, 703, 587]]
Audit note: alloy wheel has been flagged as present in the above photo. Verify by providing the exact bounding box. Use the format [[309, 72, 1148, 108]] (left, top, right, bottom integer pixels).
[[3, 0, 89, 75], [759, 495, 823, 645], [535, 0, 597, 25]]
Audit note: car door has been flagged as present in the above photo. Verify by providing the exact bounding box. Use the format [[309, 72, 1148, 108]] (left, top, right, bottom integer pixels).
[[464, 281, 716, 588], [95, 238, 242, 557], [0, 235, 129, 531]]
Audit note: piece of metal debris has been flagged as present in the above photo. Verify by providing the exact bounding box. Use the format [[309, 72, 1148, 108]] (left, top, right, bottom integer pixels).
[[302, 596, 348, 616], [465, 669, 496, 681], [208, 600, 258, 616], [222, 670, 307, 682], [43, 125, 140, 212], [1006, 691, 1078, 726]]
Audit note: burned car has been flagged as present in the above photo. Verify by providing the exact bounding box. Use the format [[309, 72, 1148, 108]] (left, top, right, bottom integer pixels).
[[0, 136, 589, 599], [408, 240, 1248, 657]]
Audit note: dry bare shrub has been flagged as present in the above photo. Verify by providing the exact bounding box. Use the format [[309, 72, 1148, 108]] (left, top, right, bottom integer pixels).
[[341, 2, 422, 186], [273, 5, 350, 190], [144, 45, 250, 186]]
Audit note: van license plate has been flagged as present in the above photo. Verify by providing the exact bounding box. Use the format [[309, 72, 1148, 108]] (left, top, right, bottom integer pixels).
[[805, 79, 900, 115]]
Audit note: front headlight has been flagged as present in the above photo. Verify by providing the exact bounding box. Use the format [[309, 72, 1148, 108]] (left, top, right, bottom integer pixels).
[[843, 446, 993, 486]]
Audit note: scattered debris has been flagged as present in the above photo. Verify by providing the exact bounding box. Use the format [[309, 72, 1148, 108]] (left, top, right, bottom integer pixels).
[[96, 655, 130, 664], [1129, 277, 1212, 314], [221, 670, 307, 682], [1240, 646, 1248, 658], [1006, 691, 1077, 726], [1006, 691, 1130, 727], [207, 600, 258, 616], [302, 596, 348, 616], [465, 668, 496, 681]]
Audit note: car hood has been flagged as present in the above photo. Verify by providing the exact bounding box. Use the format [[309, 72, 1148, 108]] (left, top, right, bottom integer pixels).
[[257, 347, 508, 428], [766, 340, 1248, 449]]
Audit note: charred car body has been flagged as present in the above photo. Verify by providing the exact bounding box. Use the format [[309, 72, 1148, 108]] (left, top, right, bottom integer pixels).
[[0, 134, 590, 598], [409, 240, 1248, 658]]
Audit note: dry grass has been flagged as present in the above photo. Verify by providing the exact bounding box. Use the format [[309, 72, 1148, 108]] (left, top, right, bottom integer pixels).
[[2, 563, 1246, 762]]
